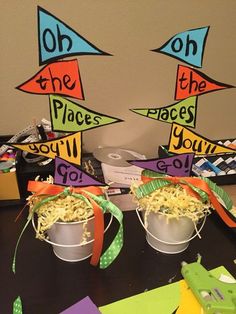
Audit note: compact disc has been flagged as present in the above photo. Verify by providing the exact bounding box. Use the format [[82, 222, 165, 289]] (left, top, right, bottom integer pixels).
[[93, 147, 135, 167]]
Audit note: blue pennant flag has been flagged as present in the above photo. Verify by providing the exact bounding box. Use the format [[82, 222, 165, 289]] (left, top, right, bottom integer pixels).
[[152, 26, 209, 68], [38, 6, 110, 65]]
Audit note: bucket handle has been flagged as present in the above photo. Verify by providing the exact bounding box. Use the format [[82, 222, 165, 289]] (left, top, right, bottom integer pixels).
[[136, 207, 206, 246], [32, 213, 113, 248]]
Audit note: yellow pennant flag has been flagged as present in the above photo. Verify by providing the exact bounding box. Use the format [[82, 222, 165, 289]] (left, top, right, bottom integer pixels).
[[169, 123, 235, 155], [11, 132, 82, 165]]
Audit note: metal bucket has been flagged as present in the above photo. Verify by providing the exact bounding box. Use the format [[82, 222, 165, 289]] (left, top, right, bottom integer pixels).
[[33, 214, 112, 262], [136, 209, 206, 254]]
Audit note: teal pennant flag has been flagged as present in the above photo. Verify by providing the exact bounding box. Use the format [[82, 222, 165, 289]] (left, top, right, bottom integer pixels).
[[38, 6, 110, 64], [152, 26, 209, 68]]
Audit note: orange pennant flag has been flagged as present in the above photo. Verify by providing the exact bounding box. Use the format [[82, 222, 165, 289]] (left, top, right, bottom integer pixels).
[[16, 59, 84, 100], [175, 65, 234, 100]]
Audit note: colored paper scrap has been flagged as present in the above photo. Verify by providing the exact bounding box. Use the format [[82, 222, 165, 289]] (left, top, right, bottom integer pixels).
[[38, 6, 110, 65], [54, 156, 106, 186], [128, 153, 194, 177], [13, 296, 23, 314], [176, 280, 202, 314], [60, 296, 101, 314], [49, 95, 123, 132], [100, 282, 180, 314], [16, 59, 84, 100], [99, 266, 232, 314], [175, 65, 234, 100], [130, 96, 197, 128], [152, 26, 209, 68], [168, 123, 236, 156], [10, 132, 82, 165]]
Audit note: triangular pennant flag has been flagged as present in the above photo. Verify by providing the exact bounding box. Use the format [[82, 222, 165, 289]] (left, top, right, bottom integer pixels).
[[168, 123, 236, 155], [10, 132, 82, 165], [54, 156, 106, 186], [152, 26, 209, 68], [60, 296, 101, 314], [130, 96, 197, 127], [49, 95, 123, 132], [16, 59, 84, 100], [38, 6, 110, 65], [175, 65, 234, 100], [129, 153, 194, 177], [13, 296, 23, 314]]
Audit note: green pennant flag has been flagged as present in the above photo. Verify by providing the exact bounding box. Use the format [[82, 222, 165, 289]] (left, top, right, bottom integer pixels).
[[49, 95, 123, 132], [130, 96, 197, 127]]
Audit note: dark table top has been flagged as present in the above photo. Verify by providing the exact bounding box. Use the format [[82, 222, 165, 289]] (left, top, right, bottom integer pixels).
[[0, 203, 235, 314]]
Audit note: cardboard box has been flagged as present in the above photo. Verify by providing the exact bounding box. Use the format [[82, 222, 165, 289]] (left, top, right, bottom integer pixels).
[[0, 171, 20, 200]]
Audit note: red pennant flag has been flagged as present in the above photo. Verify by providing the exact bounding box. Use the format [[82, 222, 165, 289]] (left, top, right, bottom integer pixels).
[[175, 65, 234, 100], [16, 59, 84, 100]]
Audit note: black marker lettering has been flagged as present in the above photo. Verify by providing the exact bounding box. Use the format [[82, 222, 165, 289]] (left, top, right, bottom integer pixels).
[[57, 24, 72, 52], [42, 28, 56, 52], [185, 35, 197, 56], [36, 75, 49, 90], [75, 111, 84, 125], [53, 99, 63, 119], [93, 116, 102, 125], [63, 74, 76, 90], [66, 139, 71, 157], [171, 38, 183, 53], [185, 105, 194, 124], [57, 163, 69, 184], [29, 143, 39, 154], [173, 126, 184, 150], [39, 144, 50, 154], [68, 109, 74, 122], [72, 138, 78, 158], [50, 142, 60, 156]]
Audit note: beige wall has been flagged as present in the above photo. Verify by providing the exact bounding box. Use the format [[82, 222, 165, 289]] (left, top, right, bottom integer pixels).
[[1, 0, 235, 157]]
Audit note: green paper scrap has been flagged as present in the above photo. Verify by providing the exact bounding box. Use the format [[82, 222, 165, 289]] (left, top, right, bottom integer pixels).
[[99, 266, 233, 314], [13, 296, 23, 314], [100, 282, 180, 314]]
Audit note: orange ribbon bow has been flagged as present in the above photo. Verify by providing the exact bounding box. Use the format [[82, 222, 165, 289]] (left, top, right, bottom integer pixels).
[[141, 175, 236, 228], [27, 180, 105, 266]]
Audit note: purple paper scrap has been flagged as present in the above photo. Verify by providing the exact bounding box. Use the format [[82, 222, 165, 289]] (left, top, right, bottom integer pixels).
[[54, 156, 105, 186], [60, 296, 101, 314], [129, 153, 194, 177]]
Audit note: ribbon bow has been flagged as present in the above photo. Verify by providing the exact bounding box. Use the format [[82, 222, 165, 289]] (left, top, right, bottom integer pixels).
[[13, 181, 123, 273], [138, 170, 236, 228]]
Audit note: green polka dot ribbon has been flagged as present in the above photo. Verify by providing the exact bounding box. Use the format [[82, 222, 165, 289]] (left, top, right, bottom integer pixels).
[[140, 169, 233, 211], [84, 191, 123, 269], [13, 188, 123, 273], [137, 170, 209, 202], [138, 170, 236, 228], [13, 296, 23, 314]]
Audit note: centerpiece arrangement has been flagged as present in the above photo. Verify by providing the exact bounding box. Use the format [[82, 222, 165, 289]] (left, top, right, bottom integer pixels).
[[131, 170, 235, 254], [13, 176, 124, 272]]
